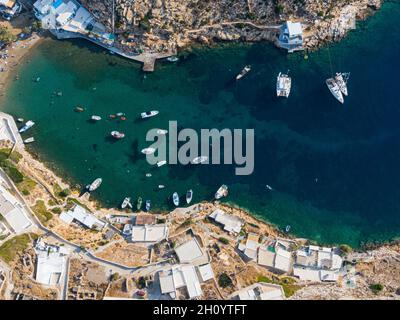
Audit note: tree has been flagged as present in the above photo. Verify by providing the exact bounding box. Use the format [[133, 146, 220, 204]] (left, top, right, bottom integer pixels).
[[218, 273, 233, 288], [0, 26, 17, 45]]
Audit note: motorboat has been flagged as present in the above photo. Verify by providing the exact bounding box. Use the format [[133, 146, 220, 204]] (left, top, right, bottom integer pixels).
[[136, 197, 143, 210], [191, 156, 208, 164], [91, 115, 101, 121], [19, 120, 35, 133], [156, 160, 167, 167], [23, 137, 35, 144], [215, 184, 228, 200], [172, 192, 179, 206], [145, 200, 151, 211], [156, 129, 168, 135], [141, 147, 156, 155], [158, 185, 165, 189], [236, 65, 251, 80], [111, 131, 125, 139], [74, 106, 84, 112], [186, 189, 193, 204], [121, 197, 132, 209], [86, 178, 102, 192], [167, 56, 179, 62], [141, 110, 159, 119]]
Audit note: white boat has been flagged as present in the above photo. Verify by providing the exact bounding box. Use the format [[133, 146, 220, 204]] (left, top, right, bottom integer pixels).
[[191, 156, 208, 164], [23, 137, 35, 144], [111, 131, 125, 139], [326, 78, 344, 104], [145, 173, 152, 177], [335, 72, 350, 96], [141, 147, 156, 155], [167, 56, 179, 62], [276, 72, 292, 98], [116, 112, 125, 117], [215, 184, 228, 200], [17, 118, 24, 123], [121, 197, 132, 209], [158, 185, 165, 189], [19, 120, 35, 133], [141, 110, 159, 119], [91, 115, 102, 121], [172, 192, 179, 206], [87, 178, 102, 192], [236, 65, 251, 80], [156, 129, 168, 135], [266, 184, 273, 191], [157, 160, 167, 167], [186, 189, 193, 204]]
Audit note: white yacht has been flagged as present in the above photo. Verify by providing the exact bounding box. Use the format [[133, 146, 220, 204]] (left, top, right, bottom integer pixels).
[[156, 160, 167, 167], [19, 120, 35, 133], [236, 65, 251, 80], [335, 72, 350, 96], [141, 147, 156, 155], [326, 78, 344, 104], [191, 156, 208, 164], [276, 72, 292, 98], [141, 111, 159, 119], [121, 197, 132, 209], [87, 178, 102, 192], [215, 184, 228, 200], [156, 129, 168, 135]]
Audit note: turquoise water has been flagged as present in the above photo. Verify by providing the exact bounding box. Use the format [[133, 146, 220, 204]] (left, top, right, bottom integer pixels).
[[2, 2, 400, 246]]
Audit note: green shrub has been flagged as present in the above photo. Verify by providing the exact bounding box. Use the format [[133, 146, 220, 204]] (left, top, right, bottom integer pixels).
[[0, 234, 32, 263], [218, 273, 233, 288], [50, 207, 62, 215], [370, 283, 384, 293], [32, 200, 53, 224], [218, 237, 229, 245]]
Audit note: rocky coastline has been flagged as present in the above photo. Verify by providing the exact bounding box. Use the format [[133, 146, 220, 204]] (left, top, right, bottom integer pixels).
[[80, 0, 383, 54]]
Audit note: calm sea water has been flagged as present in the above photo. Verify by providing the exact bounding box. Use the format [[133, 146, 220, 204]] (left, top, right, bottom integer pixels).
[[2, 2, 400, 246]]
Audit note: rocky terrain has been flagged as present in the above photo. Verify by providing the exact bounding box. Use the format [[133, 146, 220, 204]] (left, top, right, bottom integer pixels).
[[80, 0, 383, 53]]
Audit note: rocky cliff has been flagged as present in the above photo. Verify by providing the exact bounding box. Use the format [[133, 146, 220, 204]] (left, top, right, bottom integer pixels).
[[80, 0, 383, 53]]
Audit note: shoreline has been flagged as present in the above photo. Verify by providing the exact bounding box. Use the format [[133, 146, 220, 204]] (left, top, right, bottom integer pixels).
[[0, 5, 399, 250]]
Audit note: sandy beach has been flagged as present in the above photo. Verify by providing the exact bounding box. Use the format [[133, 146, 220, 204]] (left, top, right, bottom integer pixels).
[[0, 13, 44, 96]]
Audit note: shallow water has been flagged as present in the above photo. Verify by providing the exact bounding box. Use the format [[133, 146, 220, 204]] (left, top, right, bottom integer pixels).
[[2, 2, 400, 246]]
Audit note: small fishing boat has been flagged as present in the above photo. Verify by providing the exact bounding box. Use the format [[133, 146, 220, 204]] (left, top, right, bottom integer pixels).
[[215, 184, 228, 200], [35, 77, 40, 82], [156, 129, 168, 135], [167, 56, 179, 62], [74, 106, 84, 112], [141, 147, 156, 155], [136, 197, 143, 210], [16, 118, 24, 123], [111, 131, 125, 139], [326, 78, 344, 104], [86, 178, 102, 192], [145, 200, 151, 211], [266, 184, 273, 191], [158, 185, 165, 189], [156, 160, 167, 167], [285, 225, 291, 233], [191, 156, 208, 164], [109, 114, 116, 119], [141, 110, 159, 119], [276, 72, 292, 98], [116, 112, 125, 117], [121, 197, 132, 209], [19, 120, 35, 133], [145, 173, 152, 177], [172, 192, 179, 206], [91, 115, 101, 121], [120, 116, 126, 121], [236, 65, 251, 80], [186, 189, 193, 204], [23, 137, 35, 144]]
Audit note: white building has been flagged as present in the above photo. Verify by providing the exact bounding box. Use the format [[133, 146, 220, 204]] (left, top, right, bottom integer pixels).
[[59, 204, 106, 231], [238, 233, 260, 260], [131, 224, 168, 243], [230, 282, 285, 300], [0, 184, 32, 234], [208, 209, 244, 234], [257, 241, 293, 274], [293, 245, 343, 282], [159, 264, 203, 299], [34, 240, 69, 286], [276, 21, 304, 52], [174, 238, 208, 265]]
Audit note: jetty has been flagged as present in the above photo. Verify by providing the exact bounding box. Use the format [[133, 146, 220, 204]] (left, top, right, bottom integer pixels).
[[0, 112, 24, 151]]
